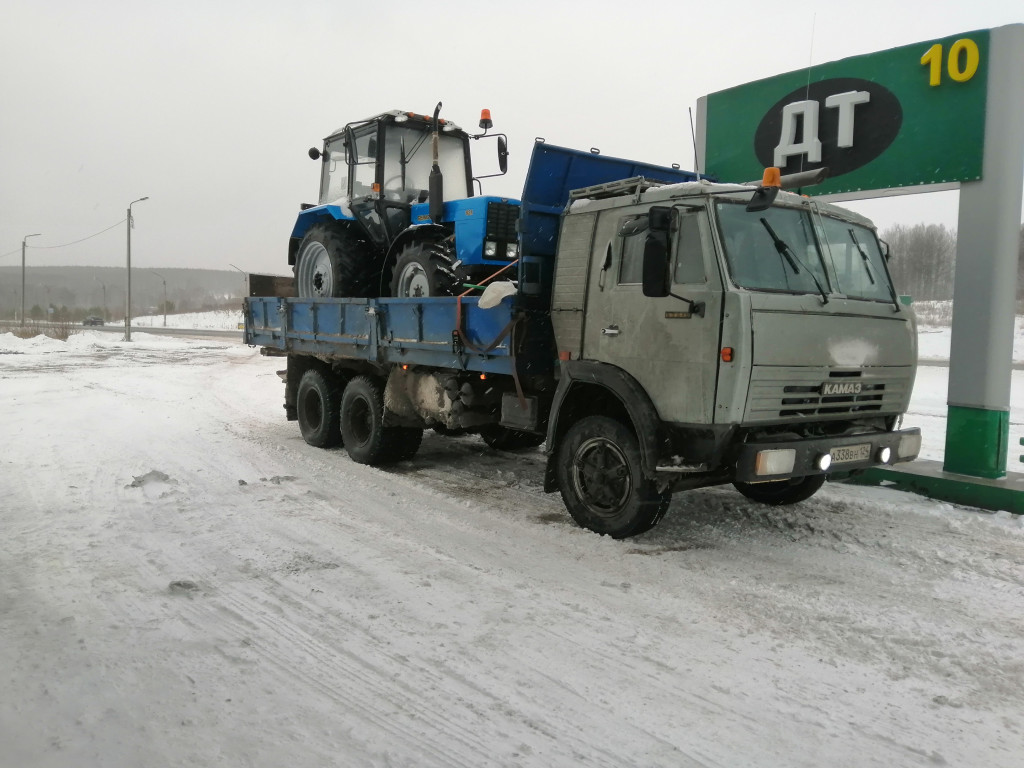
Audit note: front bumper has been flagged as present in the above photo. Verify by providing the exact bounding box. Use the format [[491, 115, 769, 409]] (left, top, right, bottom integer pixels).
[[734, 428, 921, 483]]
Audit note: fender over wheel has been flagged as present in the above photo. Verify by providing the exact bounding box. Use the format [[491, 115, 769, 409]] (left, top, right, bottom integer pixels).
[[733, 474, 826, 506], [389, 238, 466, 298], [555, 415, 670, 538], [296, 368, 342, 448], [295, 224, 374, 298]]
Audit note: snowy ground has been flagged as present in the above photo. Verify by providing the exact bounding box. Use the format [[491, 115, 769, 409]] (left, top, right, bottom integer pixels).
[[2, 329, 1023, 767]]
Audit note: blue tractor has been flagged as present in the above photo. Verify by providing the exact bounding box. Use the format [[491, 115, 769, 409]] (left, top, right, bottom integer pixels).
[[290, 104, 514, 298]]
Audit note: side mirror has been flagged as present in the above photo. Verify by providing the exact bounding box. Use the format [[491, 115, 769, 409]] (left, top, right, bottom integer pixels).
[[497, 136, 508, 174], [308, 147, 322, 161], [745, 186, 779, 213], [880, 238, 891, 261], [367, 137, 378, 157], [642, 234, 671, 297], [648, 206, 674, 232]]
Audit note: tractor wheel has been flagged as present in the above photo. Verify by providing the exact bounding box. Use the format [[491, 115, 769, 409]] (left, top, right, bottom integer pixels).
[[733, 474, 826, 506], [479, 425, 545, 451], [555, 416, 670, 539], [296, 369, 342, 448], [295, 224, 374, 298], [389, 239, 466, 298]]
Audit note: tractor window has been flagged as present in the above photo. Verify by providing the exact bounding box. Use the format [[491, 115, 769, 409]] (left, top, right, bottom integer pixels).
[[382, 125, 468, 203], [320, 136, 349, 205], [351, 125, 378, 198]]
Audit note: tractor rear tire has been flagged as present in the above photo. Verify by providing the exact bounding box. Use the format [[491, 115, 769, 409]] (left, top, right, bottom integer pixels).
[[295, 224, 374, 298], [389, 239, 466, 298]]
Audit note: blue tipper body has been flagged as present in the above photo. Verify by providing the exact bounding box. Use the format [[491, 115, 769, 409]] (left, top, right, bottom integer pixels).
[[247, 143, 699, 373]]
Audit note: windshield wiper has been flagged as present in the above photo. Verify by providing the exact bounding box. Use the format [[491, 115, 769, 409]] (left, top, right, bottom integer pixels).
[[848, 228, 901, 311], [847, 229, 876, 285], [759, 218, 829, 304]]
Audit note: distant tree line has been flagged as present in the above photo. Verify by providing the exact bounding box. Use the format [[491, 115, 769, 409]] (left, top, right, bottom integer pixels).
[[880, 223, 1024, 302]]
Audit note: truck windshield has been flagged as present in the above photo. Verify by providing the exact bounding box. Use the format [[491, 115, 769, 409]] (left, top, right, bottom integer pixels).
[[381, 125, 468, 203], [716, 201, 831, 297], [814, 214, 894, 303]]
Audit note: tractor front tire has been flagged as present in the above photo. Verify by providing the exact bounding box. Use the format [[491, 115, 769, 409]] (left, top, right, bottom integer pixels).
[[389, 239, 465, 298], [295, 224, 374, 298]]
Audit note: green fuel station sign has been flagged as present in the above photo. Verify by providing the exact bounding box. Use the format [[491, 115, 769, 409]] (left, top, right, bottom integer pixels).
[[701, 30, 990, 197]]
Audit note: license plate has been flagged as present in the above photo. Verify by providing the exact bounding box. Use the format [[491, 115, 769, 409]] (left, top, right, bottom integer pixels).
[[829, 443, 871, 464]]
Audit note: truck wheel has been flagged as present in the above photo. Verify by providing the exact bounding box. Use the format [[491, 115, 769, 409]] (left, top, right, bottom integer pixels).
[[295, 225, 373, 298], [296, 369, 342, 448], [479, 425, 545, 451], [733, 474, 826, 506], [389, 239, 465, 297], [556, 416, 670, 539], [340, 376, 392, 464]]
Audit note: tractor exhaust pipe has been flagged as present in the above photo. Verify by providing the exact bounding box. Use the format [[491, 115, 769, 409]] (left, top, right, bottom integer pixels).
[[428, 102, 444, 224]]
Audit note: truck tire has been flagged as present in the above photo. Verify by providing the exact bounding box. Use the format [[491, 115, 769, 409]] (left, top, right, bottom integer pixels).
[[733, 474, 826, 506], [296, 369, 342, 448], [389, 239, 465, 298], [295, 224, 374, 298], [340, 376, 415, 465], [479, 425, 545, 451], [556, 416, 670, 539]]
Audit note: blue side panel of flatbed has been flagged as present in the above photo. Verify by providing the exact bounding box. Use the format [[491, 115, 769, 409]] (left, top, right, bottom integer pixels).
[[245, 295, 518, 375]]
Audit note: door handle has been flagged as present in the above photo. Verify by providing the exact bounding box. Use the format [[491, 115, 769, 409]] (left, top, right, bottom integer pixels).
[[601, 325, 620, 336]]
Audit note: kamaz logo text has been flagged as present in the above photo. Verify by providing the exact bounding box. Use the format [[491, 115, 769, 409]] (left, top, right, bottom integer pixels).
[[821, 382, 863, 396]]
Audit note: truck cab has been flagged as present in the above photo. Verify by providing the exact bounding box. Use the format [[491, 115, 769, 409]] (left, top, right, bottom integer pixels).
[[545, 176, 920, 534]]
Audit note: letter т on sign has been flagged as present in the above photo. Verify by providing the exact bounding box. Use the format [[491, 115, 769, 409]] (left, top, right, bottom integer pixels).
[[697, 30, 989, 199]]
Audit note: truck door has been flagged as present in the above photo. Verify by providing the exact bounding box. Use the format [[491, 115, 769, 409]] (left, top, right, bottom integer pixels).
[[580, 204, 722, 425]]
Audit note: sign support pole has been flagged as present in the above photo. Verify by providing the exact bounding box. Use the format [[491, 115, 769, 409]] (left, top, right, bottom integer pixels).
[[943, 24, 1024, 479]]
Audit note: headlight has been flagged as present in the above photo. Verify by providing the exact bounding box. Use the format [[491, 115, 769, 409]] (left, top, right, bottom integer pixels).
[[484, 240, 497, 257], [506, 243, 518, 259], [755, 449, 796, 476]]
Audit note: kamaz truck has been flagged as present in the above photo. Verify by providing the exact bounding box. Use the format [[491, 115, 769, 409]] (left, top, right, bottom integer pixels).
[[245, 108, 921, 539]]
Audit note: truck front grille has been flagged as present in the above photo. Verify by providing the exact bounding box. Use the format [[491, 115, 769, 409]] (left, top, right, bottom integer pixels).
[[746, 367, 912, 422]]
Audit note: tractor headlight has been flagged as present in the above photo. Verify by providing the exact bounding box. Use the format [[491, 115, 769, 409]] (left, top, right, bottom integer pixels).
[[506, 243, 518, 259], [484, 240, 498, 257]]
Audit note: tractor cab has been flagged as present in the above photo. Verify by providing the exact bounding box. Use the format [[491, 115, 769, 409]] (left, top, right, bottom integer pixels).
[[312, 111, 473, 250]]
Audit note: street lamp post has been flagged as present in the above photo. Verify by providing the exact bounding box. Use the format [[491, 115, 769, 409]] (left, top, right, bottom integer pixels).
[[125, 196, 149, 341], [21, 233, 40, 327], [228, 263, 248, 298], [150, 269, 167, 327]]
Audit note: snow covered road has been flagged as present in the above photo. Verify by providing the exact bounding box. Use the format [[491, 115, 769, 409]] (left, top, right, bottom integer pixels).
[[2, 332, 1022, 767]]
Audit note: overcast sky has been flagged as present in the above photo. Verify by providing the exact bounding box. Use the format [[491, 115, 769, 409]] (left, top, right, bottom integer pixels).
[[1, 0, 1021, 273]]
